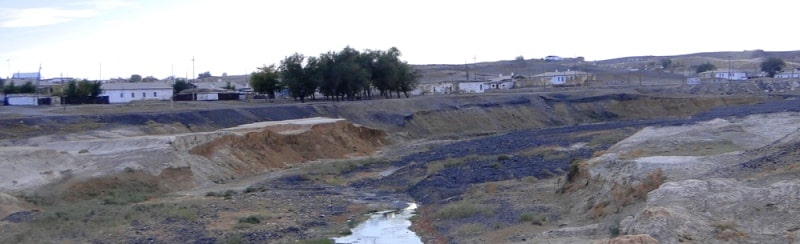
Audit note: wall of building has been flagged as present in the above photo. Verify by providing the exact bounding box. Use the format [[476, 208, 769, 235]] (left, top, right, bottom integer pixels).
[[5, 95, 38, 106], [458, 82, 486, 93], [103, 88, 173, 103]]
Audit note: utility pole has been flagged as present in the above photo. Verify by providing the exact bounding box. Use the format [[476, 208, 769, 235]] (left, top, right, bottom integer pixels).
[[36, 64, 41, 105], [192, 56, 196, 101], [171, 64, 174, 111], [728, 55, 732, 83], [464, 61, 469, 80], [472, 55, 477, 81]]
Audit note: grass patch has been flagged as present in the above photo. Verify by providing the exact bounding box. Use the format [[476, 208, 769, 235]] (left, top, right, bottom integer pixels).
[[5, 198, 204, 243], [519, 212, 547, 225], [434, 200, 494, 220], [298, 238, 335, 244], [238, 215, 263, 224], [711, 220, 746, 241], [299, 157, 391, 185], [454, 223, 485, 236], [585, 129, 634, 147], [522, 176, 538, 183]]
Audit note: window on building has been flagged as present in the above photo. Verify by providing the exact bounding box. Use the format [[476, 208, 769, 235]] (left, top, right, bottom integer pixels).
[[153, 92, 157, 97], [132, 92, 135, 98], [120, 93, 123, 98], [143, 92, 146, 98]]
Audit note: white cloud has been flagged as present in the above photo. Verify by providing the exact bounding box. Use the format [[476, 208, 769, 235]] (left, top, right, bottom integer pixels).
[[0, 7, 96, 28]]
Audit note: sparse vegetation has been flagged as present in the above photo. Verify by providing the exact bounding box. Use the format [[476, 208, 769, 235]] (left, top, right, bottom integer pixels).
[[711, 220, 746, 241], [695, 62, 716, 73], [435, 200, 495, 220], [238, 215, 263, 224], [519, 212, 547, 225]]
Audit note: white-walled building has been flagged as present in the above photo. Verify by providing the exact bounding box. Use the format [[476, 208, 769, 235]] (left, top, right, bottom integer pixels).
[[532, 70, 593, 86], [458, 81, 489, 93], [698, 70, 748, 81], [4, 94, 39, 106], [101, 82, 173, 104], [486, 75, 515, 90], [415, 81, 456, 95], [775, 70, 800, 79]]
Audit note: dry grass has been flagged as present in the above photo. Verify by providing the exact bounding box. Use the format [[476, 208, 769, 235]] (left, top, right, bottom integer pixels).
[[435, 200, 495, 220], [711, 220, 747, 241], [613, 169, 665, 206]]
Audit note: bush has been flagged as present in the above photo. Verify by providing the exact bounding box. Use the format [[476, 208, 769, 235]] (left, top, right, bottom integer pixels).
[[497, 155, 511, 161], [435, 201, 493, 220], [519, 212, 547, 225], [238, 215, 262, 224], [299, 238, 334, 244], [609, 223, 621, 237]]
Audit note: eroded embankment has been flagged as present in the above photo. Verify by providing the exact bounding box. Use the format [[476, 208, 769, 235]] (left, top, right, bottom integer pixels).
[[188, 119, 390, 173], [0, 93, 772, 141]]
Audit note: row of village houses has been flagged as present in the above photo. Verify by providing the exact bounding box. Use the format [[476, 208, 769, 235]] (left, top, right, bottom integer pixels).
[[5, 68, 800, 105]]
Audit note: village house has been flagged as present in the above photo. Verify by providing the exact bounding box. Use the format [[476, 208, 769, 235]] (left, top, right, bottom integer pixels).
[[486, 75, 515, 90], [774, 69, 800, 79], [530, 70, 593, 87], [698, 70, 748, 80], [101, 82, 173, 104], [414, 81, 456, 95], [457, 81, 488, 93], [11, 72, 41, 81]]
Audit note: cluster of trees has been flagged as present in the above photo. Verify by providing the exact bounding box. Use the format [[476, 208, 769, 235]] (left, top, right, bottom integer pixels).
[[198, 71, 212, 79], [692, 57, 788, 77], [63, 79, 102, 98], [3, 81, 37, 94], [250, 46, 419, 102], [129, 74, 158, 82], [760, 57, 786, 77], [172, 79, 193, 94]]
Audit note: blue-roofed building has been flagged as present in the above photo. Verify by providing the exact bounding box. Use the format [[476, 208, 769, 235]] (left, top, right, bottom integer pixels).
[[12, 72, 40, 81]]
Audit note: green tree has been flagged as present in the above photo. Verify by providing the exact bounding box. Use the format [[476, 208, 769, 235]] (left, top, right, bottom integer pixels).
[[3, 81, 19, 94], [173, 79, 193, 94], [222, 82, 235, 90], [760, 57, 786, 78], [250, 64, 281, 101], [695, 62, 716, 73], [371, 47, 419, 98], [130, 74, 142, 82], [19, 81, 36, 93], [334, 46, 370, 101], [142, 76, 158, 82], [198, 71, 212, 79], [317, 52, 340, 100], [64, 79, 102, 98], [660, 59, 672, 69], [279, 53, 319, 103]]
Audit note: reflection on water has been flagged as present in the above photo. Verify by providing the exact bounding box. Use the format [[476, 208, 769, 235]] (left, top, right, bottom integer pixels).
[[333, 203, 423, 244]]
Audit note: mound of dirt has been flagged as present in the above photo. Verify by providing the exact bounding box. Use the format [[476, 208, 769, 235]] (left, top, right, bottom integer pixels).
[[0, 192, 30, 221], [189, 118, 390, 174]]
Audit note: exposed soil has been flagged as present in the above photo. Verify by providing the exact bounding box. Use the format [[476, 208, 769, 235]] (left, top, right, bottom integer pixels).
[[2, 88, 800, 243]]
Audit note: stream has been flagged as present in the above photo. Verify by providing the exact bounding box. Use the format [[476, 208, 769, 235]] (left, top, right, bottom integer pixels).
[[332, 203, 423, 244]]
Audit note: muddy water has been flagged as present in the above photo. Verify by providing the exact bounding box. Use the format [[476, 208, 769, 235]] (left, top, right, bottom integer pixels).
[[333, 203, 423, 244]]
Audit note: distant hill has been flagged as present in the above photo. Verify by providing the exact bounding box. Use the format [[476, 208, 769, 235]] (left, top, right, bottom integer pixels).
[[414, 50, 800, 84]]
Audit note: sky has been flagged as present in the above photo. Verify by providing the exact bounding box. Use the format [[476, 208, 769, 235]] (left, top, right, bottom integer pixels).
[[0, 0, 797, 80]]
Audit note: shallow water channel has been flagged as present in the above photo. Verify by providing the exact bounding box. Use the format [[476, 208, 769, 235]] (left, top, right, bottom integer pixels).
[[332, 203, 423, 244]]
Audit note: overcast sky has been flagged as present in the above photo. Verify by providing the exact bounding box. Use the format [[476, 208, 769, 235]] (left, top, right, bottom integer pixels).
[[0, 0, 796, 80]]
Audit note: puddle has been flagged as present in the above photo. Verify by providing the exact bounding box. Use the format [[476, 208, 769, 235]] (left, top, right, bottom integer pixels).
[[333, 203, 423, 244]]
